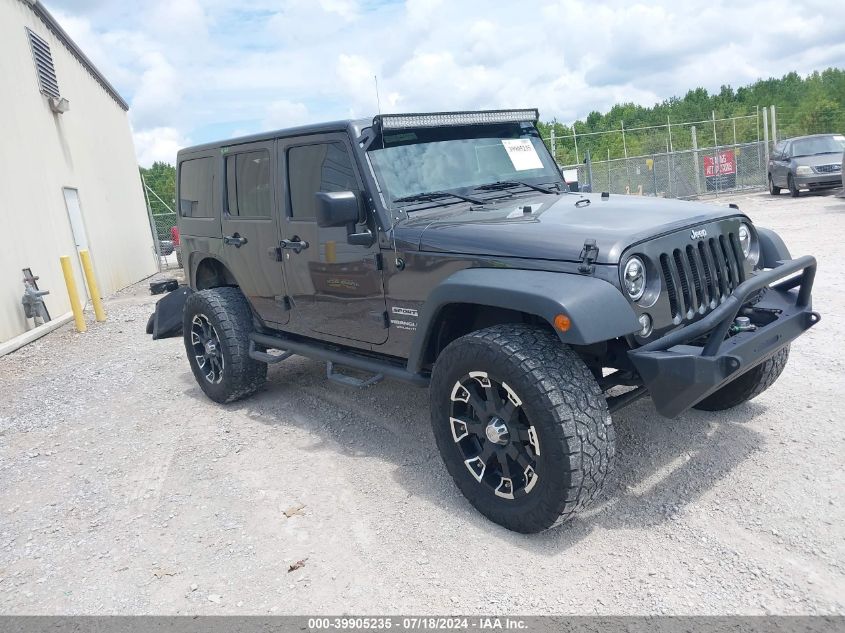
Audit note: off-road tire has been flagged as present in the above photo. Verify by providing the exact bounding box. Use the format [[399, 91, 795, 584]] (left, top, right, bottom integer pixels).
[[693, 345, 790, 412], [183, 287, 266, 404], [788, 174, 800, 197], [429, 324, 615, 533], [768, 175, 781, 195]]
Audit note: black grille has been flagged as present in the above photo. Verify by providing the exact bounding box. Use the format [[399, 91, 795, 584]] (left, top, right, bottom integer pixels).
[[658, 231, 745, 323], [26, 29, 60, 99], [815, 164, 841, 174]]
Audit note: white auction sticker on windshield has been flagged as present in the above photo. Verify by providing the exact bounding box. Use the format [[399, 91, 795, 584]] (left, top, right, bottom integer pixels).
[[501, 139, 543, 171]]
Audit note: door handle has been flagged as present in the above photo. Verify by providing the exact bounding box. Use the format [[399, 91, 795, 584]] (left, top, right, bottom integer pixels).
[[223, 233, 248, 248], [280, 238, 309, 254]]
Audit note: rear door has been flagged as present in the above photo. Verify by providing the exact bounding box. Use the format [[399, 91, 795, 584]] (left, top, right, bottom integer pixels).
[[278, 134, 388, 345], [219, 141, 289, 326]]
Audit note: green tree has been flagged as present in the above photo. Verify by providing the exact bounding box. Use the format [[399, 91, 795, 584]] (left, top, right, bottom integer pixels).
[[139, 162, 176, 216]]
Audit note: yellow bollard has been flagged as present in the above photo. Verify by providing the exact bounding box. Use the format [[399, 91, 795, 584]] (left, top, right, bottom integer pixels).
[[60, 255, 87, 333], [79, 249, 106, 322]]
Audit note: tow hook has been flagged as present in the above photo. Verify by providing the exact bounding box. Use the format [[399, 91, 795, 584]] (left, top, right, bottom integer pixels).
[[730, 316, 757, 334]]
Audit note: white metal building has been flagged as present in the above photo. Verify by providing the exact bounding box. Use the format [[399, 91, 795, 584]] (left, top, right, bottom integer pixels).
[[0, 0, 157, 344]]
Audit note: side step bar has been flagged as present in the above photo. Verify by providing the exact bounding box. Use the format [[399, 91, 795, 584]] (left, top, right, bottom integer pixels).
[[249, 332, 430, 388]]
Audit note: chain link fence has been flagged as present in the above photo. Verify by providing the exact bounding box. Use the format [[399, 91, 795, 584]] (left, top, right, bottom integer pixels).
[[562, 141, 767, 199], [142, 177, 182, 272], [543, 111, 773, 199]]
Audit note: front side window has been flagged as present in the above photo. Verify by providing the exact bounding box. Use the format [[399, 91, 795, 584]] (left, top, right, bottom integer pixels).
[[179, 157, 214, 218], [226, 150, 271, 217], [366, 122, 562, 204], [287, 142, 358, 220]]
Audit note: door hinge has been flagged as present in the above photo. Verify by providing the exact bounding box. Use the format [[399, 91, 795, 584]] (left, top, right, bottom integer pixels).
[[578, 239, 599, 274], [268, 246, 283, 262], [369, 310, 390, 328], [373, 252, 384, 271], [275, 295, 294, 310]]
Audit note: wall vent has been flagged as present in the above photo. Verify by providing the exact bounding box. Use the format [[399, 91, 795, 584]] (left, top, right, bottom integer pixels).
[[26, 28, 61, 99]]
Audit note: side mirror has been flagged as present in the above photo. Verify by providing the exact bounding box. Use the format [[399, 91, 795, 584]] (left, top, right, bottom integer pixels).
[[314, 190, 375, 247], [315, 191, 360, 229]]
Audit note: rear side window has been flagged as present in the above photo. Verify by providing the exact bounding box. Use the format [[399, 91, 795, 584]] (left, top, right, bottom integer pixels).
[[225, 150, 271, 217], [179, 157, 214, 218], [287, 142, 358, 220]]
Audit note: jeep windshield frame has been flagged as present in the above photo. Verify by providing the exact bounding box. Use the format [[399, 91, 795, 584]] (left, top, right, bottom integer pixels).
[[365, 122, 566, 210]]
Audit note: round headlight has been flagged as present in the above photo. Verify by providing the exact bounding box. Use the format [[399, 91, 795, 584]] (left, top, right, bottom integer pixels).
[[623, 256, 646, 301], [739, 223, 752, 258]]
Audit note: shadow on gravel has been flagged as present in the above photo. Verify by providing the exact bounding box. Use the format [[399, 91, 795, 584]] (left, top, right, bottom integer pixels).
[[185, 355, 767, 550]]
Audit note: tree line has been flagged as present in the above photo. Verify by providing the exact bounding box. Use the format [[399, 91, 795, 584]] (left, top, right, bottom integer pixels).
[[536, 68, 845, 165]]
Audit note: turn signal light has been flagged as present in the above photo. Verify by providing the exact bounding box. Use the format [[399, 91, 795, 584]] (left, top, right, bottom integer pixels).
[[553, 314, 572, 332]]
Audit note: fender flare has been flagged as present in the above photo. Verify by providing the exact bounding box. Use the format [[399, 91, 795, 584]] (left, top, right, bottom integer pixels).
[[407, 268, 640, 372], [190, 254, 238, 289], [756, 227, 792, 268]]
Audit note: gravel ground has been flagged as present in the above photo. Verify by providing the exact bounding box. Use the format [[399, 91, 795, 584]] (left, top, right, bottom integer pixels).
[[0, 189, 843, 615]]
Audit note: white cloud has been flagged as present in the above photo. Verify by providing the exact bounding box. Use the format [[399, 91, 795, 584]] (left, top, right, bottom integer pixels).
[[263, 100, 311, 130], [43, 0, 845, 165], [133, 127, 188, 167]]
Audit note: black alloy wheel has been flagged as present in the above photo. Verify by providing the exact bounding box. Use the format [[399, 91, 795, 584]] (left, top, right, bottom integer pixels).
[[448, 371, 540, 500], [189, 313, 224, 384]]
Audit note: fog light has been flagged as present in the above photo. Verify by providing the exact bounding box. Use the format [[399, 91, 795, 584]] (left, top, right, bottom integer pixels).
[[638, 313, 653, 337]]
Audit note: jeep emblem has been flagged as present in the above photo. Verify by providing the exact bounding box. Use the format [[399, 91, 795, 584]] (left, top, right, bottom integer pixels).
[[691, 228, 708, 240]]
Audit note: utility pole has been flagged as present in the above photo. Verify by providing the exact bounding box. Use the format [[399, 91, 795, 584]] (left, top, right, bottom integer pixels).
[[550, 128, 556, 164]]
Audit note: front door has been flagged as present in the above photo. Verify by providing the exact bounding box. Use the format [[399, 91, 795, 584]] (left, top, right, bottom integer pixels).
[[219, 140, 289, 326], [278, 134, 388, 345]]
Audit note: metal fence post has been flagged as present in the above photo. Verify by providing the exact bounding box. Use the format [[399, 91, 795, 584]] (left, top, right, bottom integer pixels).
[[691, 125, 702, 195], [573, 128, 579, 165], [667, 116, 673, 152], [550, 128, 556, 163], [666, 139, 672, 198], [763, 107, 770, 164], [712, 110, 718, 148], [770, 105, 777, 144], [621, 120, 629, 185], [585, 149, 593, 191]]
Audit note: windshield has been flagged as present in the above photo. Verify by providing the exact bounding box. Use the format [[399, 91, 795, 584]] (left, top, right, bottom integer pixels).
[[366, 122, 564, 205], [791, 135, 845, 157]]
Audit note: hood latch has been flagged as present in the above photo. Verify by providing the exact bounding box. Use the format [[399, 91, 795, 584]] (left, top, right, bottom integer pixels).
[[578, 239, 599, 274]]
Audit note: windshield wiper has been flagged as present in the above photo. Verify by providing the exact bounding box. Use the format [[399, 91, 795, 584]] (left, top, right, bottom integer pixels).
[[473, 180, 558, 194], [393, 190, 484, 205]]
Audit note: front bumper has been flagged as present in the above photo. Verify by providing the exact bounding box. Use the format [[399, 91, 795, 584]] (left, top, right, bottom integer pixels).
[[794, 172, 841, 189], [628, 256, 819, 418]]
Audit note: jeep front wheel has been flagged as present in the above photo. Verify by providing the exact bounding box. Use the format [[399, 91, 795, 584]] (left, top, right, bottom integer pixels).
[[429, 324, 615, 533], [183, 287, 267, 404]]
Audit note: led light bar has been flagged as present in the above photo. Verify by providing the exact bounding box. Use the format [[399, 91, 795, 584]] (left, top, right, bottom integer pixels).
[[375, 109, 539, 130]]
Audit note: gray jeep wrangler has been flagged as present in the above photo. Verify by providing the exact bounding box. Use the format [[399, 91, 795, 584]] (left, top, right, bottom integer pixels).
[[172, 109, 819, 533]]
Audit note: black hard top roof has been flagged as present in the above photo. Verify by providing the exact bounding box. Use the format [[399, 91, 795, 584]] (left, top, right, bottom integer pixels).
[[179, 118, 372, 157]]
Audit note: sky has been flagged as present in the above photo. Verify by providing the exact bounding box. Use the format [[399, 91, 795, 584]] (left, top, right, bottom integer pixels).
[[44, 0, 845, 167]]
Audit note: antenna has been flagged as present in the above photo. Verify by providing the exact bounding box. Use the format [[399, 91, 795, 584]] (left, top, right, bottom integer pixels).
[[374, 74, 382, 115], [374, 74, 400, 264]]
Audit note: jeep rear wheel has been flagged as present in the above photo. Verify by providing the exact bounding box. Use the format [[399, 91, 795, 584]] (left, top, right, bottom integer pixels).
[[429, 324, 615, 533], [183, 287, 266, 404], [693, 345, 790, 412], [768, 175, 780, 195]]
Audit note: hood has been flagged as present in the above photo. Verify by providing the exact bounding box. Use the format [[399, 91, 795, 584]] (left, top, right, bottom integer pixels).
[[792, 152, 843, 167], [395, 192, 744, 264]]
